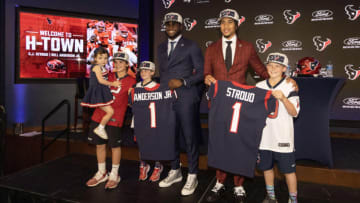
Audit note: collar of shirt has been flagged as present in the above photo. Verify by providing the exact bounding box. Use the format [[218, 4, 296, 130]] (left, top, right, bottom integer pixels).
[[222, 35, 237, 63], [168, 34, 182, 55]]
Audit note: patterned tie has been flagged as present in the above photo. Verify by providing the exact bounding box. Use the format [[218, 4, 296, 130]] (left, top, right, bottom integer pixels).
[[225, 41, 232, 71], [168, 41, 176, 59]]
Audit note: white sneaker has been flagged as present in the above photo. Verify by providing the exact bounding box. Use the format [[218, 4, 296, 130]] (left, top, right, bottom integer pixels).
[[86, 171, 108, 187], [234, 186, 246, 202], [94, 127, 108, 140], [158, 169, 182, 188], [181, 174, 198, 196]]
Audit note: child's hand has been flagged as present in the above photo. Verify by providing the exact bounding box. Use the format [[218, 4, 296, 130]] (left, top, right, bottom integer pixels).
[[272, 90, 285, 100], [112, 80, 121, 87]]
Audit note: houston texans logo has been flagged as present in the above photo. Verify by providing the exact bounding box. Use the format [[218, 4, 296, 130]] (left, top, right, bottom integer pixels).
[[256, 39, 272, 53], [162, 0, 175, 9], [283, 10, 301, 24], [345, 64, 360, 80], [313, 36, 332, 51], [184, 18, 197, 31], [309, 60, 319, 71], [345, 5, 360, 21], [238, 16, 246, 26]]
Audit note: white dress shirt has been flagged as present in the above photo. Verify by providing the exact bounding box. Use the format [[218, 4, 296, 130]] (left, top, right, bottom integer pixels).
[[222, 35, 237, 65], [167, 34, 182, 56]]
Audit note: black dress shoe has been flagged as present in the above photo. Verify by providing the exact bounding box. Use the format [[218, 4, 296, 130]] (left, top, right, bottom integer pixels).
[[233, 193, 246, 203], [206, 183, 226, 202]]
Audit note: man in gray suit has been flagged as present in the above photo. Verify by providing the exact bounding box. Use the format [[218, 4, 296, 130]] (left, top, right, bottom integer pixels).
[[157, 12, 204, 196]]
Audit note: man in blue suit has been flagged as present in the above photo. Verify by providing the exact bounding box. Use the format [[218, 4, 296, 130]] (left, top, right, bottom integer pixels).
[[157, 12, 204, 196]]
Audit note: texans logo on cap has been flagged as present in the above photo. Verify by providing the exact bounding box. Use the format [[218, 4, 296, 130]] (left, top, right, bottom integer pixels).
[[269, 55, 285, 63], [221, 10, 235, 18], [166, 15, 178, 21], [140, 61, 155, 71], [266, 52, 288, 67]]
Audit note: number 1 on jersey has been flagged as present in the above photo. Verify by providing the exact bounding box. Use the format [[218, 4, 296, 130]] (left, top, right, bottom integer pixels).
[[148, 102, 156, 128], [230, 102, 243, 133]]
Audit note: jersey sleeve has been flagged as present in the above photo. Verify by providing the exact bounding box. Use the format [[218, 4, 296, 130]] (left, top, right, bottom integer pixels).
[[206, 80, 218, 100], [287, 88, 300, 117]]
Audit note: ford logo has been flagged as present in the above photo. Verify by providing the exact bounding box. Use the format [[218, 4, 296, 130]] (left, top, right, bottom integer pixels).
[[282, 40, 302, 48], [343, 37, 360, 45], [255, 14, 273, 22], [343, 97, 360, 106], [205, 18, 219, 26], [312, 10, 333, 18]]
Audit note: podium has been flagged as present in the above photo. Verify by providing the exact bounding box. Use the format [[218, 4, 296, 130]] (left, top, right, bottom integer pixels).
[[293, 77, 345, 168]]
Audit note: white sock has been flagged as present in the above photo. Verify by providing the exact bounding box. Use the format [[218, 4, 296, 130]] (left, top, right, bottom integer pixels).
[[110, 164, 120, 177], [98, 124, 105, 129], [98, 162, 106, 174]]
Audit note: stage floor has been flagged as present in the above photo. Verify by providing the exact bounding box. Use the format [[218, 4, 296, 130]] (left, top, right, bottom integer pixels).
[[0, 154, 360, 203]]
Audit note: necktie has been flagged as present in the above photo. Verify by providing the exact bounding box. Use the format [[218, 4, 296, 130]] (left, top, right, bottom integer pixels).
[[225, 41, 232, 71], [168, 41, 176, 59]]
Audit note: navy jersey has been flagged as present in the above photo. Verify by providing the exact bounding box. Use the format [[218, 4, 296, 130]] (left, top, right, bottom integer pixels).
[[130, 84, 177, 161], [207, 80, 278, 177]]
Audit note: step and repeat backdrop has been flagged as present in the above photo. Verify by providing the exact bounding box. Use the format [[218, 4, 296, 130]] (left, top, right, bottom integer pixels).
[[153, 0, 360, 121]]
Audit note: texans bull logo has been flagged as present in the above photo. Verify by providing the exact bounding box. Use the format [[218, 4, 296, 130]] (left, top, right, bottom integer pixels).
[[345, 5, 360, 21], [256, 39, 272, 53], [283, 10, 301, 24], [238, 16, 246, 26], [162, 0, 175, 9], [313, 36, 332, 51], [345, 64, 360, 80], [184, 18, 197, 31]]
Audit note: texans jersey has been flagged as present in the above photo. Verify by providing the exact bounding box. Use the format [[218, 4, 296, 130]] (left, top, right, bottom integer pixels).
[[130, 84, 177, 161], [256, 78, 300, 152], [207, 80, 278, 177], [92, 73, 136, 127]]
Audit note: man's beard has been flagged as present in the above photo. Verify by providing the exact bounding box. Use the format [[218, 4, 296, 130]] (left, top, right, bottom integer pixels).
[[166, 30, 181, 40]]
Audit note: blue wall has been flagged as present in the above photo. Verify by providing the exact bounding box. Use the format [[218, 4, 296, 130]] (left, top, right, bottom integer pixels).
[[5, 0, 139, 127]]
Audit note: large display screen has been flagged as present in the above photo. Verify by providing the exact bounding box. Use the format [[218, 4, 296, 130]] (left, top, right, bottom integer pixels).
[[16, 7, 138, 82]]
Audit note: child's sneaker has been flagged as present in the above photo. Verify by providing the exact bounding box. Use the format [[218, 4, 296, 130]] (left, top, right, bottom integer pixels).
[[105, 173, 121, 190], [94, 127, 108, 140], [86, 171, 108, 187], [139, 164, 150, 181], [149, 164, 163, 182], [263, 195, 278, 203]]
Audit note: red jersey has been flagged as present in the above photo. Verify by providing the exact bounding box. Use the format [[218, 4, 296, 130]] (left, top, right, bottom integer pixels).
[[94, 30, 111, 46], [91, 73, 136, 127]]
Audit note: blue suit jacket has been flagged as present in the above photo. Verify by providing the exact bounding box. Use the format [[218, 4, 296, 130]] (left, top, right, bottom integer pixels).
[[157, 37, 204, 102]]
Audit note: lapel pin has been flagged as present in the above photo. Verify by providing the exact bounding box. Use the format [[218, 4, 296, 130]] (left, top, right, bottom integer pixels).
[[181, 43, 184, 47], [238, 44, 242, 47]]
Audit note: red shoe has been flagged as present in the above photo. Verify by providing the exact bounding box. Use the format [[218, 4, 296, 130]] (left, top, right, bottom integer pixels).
[[139, 164, 150, 181], [149, 164, 163, 182], [86, 171, 108, 187]]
